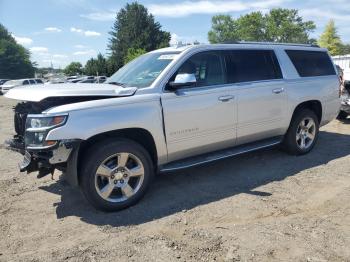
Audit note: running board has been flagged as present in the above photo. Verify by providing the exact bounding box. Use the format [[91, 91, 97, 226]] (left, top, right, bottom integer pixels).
[[159, 136, 283, 172]]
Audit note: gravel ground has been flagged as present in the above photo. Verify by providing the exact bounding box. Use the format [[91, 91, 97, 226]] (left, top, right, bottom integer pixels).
[[0, 95, 349, 262]]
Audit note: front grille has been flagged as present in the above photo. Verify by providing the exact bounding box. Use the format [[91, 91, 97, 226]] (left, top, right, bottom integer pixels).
[[14, 111, 27, 137]]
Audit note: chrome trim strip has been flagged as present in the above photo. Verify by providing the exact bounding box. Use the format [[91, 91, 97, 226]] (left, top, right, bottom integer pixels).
[[27, 113, 69, 118], [26, 142, 58, 150], [160, 141, 281, 172]]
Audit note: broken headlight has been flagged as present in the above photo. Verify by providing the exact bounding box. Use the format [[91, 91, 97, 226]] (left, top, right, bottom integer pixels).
[[25, 114, 68, 149]]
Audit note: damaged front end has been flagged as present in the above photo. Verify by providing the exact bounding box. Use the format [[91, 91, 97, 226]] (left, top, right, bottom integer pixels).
[[340, 83, 350, 114], [5, 98, 84, 180]]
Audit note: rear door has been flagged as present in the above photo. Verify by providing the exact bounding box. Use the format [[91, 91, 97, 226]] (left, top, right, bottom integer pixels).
[[161, 51, 237, 162], [224, 49, 287, 144]]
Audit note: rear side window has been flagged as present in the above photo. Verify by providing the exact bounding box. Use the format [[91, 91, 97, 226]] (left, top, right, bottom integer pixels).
[[29, 79, 36, 84], [285, 50, 336, 77], [225, 50, 282, 84]]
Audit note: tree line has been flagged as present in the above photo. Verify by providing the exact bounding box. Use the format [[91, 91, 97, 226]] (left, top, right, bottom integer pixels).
[[65, 5, 350, 77], [1, 2, 349, 79], [64, 2, 169, 76], [0, 24, 35, 79]]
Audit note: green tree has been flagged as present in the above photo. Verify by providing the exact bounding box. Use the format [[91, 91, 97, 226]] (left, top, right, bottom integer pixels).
[[108, 2, 170, 72], [124, 48, 146, 64], [84, 58, 97, 76], [84, 53, 108, 76], [318, 20, 342, 55], [340, 44, 350, 55], [0, 23, 35, 79], [208, 9, 316, 44], [63, 62, 83, 76], [208, 15, 238, 43]]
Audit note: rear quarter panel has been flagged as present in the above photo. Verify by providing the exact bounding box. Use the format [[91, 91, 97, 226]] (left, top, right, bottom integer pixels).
[[275, 47, 340, 127], [285, 76, 340, 126]]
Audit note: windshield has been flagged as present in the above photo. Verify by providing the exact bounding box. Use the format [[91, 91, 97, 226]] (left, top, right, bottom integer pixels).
[[106, 52, 179, 88]]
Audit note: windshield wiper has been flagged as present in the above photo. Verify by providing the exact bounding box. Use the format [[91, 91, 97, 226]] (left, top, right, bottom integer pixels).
[[108, 81, 127, 87]]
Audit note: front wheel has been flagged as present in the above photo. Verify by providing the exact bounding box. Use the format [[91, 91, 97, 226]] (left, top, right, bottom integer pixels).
[[80, 138, 154, 212], [283, 109, 319, 155]]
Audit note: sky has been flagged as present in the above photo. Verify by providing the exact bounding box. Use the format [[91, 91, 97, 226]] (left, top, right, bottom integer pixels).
[[0, 0, 349, 68]]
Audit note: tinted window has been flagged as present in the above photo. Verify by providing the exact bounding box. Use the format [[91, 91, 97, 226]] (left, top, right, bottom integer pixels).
[[175, 51, 225, 87], [285, 50, 336, 77], [225, 50, 282, 84], [29, 79, 36, 84], [35, 79, 43, 84], [23, 80, 29, 85]]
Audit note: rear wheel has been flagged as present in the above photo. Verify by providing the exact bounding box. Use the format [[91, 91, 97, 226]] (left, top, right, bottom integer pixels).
[[80, 138, 154, 212], [283, 109, 319, 155], [337, 111, 348, 120]]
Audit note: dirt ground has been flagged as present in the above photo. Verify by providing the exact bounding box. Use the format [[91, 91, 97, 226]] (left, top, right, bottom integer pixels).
[[0, 96, 349, 262]]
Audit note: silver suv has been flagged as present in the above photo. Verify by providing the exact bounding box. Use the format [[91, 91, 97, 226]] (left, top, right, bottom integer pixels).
[[5, 43, 340, 211]]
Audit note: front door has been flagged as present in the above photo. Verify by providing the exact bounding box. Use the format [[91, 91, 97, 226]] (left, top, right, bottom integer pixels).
[[161, 51, 237, 162]]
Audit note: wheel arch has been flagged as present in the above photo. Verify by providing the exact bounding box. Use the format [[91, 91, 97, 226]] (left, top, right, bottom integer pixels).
[[75, 128, 158, 185], [291, 100, 322, 124]]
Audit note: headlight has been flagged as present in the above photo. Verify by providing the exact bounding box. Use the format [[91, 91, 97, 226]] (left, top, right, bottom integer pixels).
[[25, 114, 68, 149], [27, 115, 67, 130]]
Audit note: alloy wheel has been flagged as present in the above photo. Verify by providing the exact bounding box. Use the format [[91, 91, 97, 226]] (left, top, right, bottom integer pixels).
[[94, 152, 145, 203], [296, 117, 316, 150]]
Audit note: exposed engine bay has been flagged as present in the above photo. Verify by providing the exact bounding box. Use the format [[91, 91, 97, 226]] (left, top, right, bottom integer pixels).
[[7, 96, 114, 179]]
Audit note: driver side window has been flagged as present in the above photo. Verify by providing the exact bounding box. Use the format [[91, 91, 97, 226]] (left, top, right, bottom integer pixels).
[[175, 51, 225, 88]]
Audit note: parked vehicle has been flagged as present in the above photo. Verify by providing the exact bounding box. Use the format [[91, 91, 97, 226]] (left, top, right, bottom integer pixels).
[[44, 78, 67, 84], [68, 76, 95, 83], [4, 43, 340, 211], [96, 76, 107, 83], [0, 79, 10, 95], [0, 79, 9, 85], [78, 76, 107, 83], [333, 54, 350, 87], [1, 78, 43, 94], [78, 77, 96, 83], [66, 76, 79, 81], [336, 65, 350, 120], [35, 79, 44, 84]]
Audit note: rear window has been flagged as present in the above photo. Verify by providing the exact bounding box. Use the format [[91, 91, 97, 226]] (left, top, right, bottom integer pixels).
[[225, 50, 282, 84], [285, 50, 336, 77]]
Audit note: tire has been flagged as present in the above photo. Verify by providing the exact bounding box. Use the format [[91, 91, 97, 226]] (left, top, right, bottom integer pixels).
[[80, 138, 154, 212], [283, 109, 319, 155], [337, 111, 348, 120]]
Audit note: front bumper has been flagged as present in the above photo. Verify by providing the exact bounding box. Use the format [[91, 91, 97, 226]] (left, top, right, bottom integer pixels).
[[5, 138, 80, 180]]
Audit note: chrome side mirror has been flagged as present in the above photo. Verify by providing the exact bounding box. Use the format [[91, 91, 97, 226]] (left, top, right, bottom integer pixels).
[[167, 73, 197, 90]]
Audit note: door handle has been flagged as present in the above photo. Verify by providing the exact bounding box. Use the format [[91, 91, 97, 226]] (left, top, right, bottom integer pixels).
[[218, 95, 234, 102], [272, 88, 284, 94]]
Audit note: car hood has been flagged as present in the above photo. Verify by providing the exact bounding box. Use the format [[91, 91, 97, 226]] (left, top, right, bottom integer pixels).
[[4, 83, 137, 102]]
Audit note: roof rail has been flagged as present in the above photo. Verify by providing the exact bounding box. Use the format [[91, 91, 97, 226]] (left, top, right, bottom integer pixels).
[[221, 41, 320, 48]]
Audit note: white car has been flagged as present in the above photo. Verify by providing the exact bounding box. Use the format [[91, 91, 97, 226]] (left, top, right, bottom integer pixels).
[[1, 78, 43, 94]]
